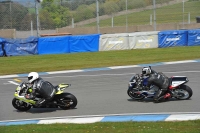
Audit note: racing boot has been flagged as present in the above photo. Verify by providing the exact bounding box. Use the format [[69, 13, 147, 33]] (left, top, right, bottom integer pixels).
[[35, 98, 46, 108], [153, 89, 166, 103], [163, 93, 171, 100]]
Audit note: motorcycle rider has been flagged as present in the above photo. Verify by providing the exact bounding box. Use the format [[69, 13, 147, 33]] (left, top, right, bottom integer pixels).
[[24, 72, 56, 107], [142, 67, 170, 102]]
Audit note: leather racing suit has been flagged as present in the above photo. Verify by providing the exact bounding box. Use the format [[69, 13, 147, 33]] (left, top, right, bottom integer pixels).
[[28, 77, 56, 107], [146, 69, 170, 102]]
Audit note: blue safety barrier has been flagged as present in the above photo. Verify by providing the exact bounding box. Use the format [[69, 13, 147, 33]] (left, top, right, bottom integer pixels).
[[38, 35, 70, 55], [158, 30, 188, 48], [2, 29, 200, 57], [0, 38, 5, 56], [69, 34, 100, 53], [188, 29, 200, 46], [4, 36, 38, 56], [0, 44, 3, 56], [37, 34, 100, 55]]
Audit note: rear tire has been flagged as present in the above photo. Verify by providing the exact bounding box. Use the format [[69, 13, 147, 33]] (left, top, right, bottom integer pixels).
[[56, 93, 77, 110], [12, 98, 32, 111], [175, 85, 193, 100]]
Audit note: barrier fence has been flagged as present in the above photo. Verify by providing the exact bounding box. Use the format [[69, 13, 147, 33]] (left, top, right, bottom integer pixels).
[[0, 29, 200, 57], [0, 0, 200, 38]]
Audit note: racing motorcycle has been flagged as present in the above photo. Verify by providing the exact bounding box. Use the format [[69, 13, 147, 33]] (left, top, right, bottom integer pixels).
[[127, 67, 193, 101], [12, 82, 78, 111]]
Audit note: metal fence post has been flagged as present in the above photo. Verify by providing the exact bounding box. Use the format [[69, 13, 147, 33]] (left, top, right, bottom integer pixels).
[[31, 21, 33, 36], [96, 0, 100, 34], [153, 0, 156, 31], [35, 0, 40, 37], [182, 0, 185, 28], [126, 0, 128, 32], [112, 16, 114, 27], [150, 14, 152, 25], [72, 18, 74, 28], [9, 0, 12, 28], [188, 12, 190, 24]]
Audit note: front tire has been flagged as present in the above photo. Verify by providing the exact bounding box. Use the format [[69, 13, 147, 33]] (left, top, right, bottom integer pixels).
[[127, 88, 145, 100], [12, 98, 32, 111], [175, 85, 193, 100], [56, 93, 77, 110]]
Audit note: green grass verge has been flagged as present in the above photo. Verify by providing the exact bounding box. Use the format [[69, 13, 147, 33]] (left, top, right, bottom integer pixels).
[[0, 46, 200, 75], [0, 120, 200, 133]]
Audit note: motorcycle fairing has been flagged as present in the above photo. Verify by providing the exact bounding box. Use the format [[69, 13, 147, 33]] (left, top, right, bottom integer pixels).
[[56, 83, 70, 94], [170, 76, 188, 88], [14, 86, 36, 105]]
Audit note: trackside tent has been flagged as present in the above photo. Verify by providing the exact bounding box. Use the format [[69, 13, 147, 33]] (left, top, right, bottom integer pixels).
[[99, 33, 129, 51], [158, 30, 188, 48], [188, 29, 200, 46], [129, 31, 159, 49]]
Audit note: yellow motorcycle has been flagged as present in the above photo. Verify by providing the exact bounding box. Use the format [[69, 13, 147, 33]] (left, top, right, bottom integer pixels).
[[12, 82, 77, 111]]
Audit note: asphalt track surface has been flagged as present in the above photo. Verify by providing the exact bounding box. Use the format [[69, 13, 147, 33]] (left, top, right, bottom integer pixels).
[[0, 62, 200, 121]]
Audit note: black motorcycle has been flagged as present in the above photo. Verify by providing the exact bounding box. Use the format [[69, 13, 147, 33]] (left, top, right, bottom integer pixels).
[[12, 83, 77, 111], [127, 67, 193, 101]]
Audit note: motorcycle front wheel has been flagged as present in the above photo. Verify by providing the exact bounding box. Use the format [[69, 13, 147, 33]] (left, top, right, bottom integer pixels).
[[127, 88, 145, 100], [12, 98, 32, 111], [175, 85, 193, 100]]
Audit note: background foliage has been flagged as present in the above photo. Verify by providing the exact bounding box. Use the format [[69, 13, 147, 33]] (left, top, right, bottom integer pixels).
[[0, 0, 178, 30]]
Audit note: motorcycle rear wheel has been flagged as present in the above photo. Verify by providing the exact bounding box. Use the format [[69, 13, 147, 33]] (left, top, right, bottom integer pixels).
[[127, 88, 145, 100], [57, 93, 77, 110], [12, 98, 32, 111], [175, 85, 193, 100]]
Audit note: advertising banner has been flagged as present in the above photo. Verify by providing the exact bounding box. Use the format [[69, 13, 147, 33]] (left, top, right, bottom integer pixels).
[[129, 31, 159, 49], [4, 37, 38, 56], [158, 30, 188, 48], [188, 29, 200, 46], [99, 33, 129, 51]]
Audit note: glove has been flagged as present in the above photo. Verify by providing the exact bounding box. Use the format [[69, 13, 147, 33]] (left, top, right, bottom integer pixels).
[[25, 94, 34, 100], [143, 86, 149, 90]]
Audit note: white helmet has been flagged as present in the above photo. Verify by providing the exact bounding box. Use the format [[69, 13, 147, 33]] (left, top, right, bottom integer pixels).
[[28, 72, 39, 83], [142, 67, 151, 76]]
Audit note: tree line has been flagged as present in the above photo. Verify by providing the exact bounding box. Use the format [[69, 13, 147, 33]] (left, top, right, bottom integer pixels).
[[0, 0, 174, 30]]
